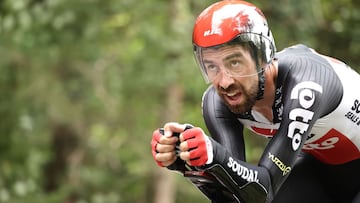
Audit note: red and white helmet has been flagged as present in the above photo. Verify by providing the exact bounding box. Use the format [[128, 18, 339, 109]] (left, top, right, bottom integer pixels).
[[192, 0, 276, 83]]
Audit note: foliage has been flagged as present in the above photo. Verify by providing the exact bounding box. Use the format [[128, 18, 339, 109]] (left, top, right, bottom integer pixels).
[[0, 0, 358, 202]]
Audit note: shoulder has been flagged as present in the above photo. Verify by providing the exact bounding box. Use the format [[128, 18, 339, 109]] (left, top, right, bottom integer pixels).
[[275, 44, 345, 116], [276, 44, 314, 57], [276, 44, 329, 67], [275, 44, 341, 85]]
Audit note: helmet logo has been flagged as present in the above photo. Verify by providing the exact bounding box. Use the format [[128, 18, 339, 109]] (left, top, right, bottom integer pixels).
[[204, 28, 221, 37], [202, 5, 262, 38]]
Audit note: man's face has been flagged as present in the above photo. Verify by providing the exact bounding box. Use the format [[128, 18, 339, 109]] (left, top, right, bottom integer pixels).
[[202, 44, 259, 114]]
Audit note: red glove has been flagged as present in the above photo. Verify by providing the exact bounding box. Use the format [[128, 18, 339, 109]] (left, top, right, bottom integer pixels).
[[151, 128, 178, 167], [151, 129, 163, 166], [181, 127, 213, 166]]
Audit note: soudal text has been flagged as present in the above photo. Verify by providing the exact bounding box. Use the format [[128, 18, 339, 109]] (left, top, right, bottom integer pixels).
[[344, 99, 360, 125], [227, 157, 259, 182]]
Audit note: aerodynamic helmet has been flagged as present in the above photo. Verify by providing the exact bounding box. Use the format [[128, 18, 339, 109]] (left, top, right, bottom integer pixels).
[[192, 0, 276, 84]]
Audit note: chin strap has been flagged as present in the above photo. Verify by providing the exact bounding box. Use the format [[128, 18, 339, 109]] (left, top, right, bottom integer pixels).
[[256, 68, 265, 100], [246, 41, 266, 101]]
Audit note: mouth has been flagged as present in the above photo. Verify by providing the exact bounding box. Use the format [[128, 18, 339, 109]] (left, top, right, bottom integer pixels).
[[223, 91, 242, 105]]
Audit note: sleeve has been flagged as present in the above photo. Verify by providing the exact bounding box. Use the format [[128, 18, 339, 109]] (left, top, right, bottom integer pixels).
[[196, 86, 273, 203], [257, 56, 343, 193], [202, 86, 246, 161]]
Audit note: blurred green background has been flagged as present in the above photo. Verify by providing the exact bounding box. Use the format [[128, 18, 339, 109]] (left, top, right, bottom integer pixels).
[[0, 0, 359, 202]]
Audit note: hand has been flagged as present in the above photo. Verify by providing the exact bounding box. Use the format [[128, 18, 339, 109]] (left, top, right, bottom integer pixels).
[[179, 127, 213, 166], [151, 122, 188, 167]]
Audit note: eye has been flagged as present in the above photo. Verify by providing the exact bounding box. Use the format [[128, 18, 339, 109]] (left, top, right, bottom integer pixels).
[[205, 64, 218, 72], [230, 60, 240, 68], [227, 60, 242, 71]]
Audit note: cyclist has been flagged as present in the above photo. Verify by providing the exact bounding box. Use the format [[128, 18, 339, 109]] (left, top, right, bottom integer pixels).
[[151, 1, 360, 202]]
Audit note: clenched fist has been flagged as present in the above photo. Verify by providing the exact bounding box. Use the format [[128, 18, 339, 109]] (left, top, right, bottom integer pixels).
[[179, 127, 213, 166], [151, 122, 213, 167], [151, 122, 186, 167]]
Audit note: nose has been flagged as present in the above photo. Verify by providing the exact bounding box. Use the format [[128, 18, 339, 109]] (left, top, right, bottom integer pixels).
[[217, 69, 234, 89]]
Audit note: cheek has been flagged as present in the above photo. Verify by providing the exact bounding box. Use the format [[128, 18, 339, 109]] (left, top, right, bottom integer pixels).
[[234, 76, 252, 86], [237, 75, 258, 90]]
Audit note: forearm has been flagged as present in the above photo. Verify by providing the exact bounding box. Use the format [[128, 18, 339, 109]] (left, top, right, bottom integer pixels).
[[166, 156, 239, 202], [202, 138, 273, 203]]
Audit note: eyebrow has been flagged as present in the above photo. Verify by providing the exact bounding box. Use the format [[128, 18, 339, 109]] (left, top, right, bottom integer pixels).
[[223, 52, 244, 61], [203, 52, 244, 64]]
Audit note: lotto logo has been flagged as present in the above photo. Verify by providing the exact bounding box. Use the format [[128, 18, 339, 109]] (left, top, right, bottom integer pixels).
[[302, 128, 360, 164], [287, 81, 323, 151], [303, 137, 339, 150]]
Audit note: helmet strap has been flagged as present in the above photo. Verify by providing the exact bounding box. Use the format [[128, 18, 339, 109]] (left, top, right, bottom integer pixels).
[[250, 41, 265, 100], [256, 68, 265, 100]]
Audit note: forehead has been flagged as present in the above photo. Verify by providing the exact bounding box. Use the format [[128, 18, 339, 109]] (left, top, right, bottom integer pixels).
[[201, 44, 249, 59]]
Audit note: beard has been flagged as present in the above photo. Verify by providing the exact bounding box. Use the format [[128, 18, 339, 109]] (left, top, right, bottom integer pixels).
[[218, 81, 258, 114]]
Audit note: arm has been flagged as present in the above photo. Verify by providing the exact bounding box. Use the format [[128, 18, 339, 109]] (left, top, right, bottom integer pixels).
[[185, 85, 252, 203], [200, 86, 272, 203], [258, 78, 324, 193], [257, 51, 343, 193]]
